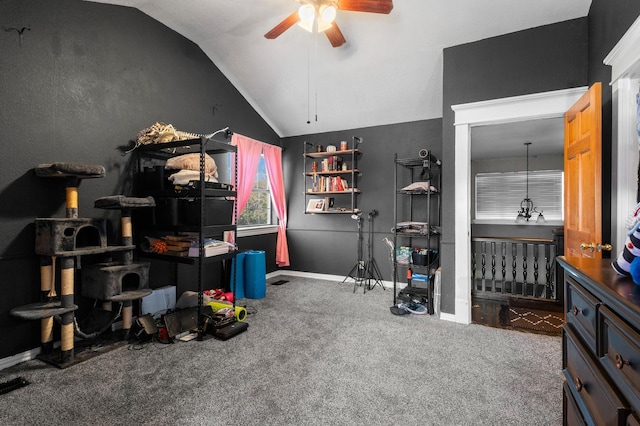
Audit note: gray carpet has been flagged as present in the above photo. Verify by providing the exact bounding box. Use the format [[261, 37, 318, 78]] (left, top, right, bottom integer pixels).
[[0, 277, 562, 425]]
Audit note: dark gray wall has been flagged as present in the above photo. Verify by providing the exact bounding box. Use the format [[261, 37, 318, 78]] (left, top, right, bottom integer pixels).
[[587, 0, 640, 235], [441, 18, 589, 314], [0, 0, 279, 358], [282, 119, 442, 283]]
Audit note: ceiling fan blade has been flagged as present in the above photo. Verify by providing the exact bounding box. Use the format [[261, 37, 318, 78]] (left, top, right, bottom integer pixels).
[[325, 23, 346, 48], [337, 0, 393, 14], [264, 11, 300, 39]]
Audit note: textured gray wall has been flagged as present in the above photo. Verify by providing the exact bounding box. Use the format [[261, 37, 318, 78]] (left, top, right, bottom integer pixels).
[[0, 0, 279, 358]]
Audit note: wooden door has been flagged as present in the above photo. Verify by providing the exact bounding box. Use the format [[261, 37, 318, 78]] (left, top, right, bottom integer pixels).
[[564, 83, 604, 258]]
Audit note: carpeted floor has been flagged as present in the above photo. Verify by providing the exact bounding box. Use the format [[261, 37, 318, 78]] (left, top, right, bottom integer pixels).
[[0, 277, 562, 425]]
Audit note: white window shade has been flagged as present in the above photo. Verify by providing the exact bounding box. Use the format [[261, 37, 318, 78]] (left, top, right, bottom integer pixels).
[[475, 170, 564, 221]]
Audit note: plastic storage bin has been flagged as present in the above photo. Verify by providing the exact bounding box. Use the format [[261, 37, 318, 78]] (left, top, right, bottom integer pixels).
[[180, 198, 234, 226]]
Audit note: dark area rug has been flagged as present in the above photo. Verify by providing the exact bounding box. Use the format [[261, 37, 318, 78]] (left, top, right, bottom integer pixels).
[[509, 306, 564, 336], [472, 297, 564, 336]]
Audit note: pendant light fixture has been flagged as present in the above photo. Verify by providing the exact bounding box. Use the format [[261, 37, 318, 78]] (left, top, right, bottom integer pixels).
[[515, 142, 545, 223]]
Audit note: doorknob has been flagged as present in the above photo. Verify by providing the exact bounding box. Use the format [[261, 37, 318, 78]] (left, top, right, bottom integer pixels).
[[579, 242, 613, 252]]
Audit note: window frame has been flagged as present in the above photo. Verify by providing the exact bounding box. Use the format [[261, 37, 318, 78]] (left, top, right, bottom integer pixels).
[[473, 169, 565, 225], [231, 153, 279, 237]]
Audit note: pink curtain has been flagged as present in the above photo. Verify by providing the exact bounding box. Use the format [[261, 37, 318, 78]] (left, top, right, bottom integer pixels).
[[262, 143, 290, 267], [231, 134, 262, 219], [231, 134, 290, 267]]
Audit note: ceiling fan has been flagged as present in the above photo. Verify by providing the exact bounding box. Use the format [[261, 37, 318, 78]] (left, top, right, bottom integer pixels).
[[264, 0, 394, 48]]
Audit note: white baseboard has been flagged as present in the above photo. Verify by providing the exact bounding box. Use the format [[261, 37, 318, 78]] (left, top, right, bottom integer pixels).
[[269, 269, 397, 290], [0, 347, 41, 371], [438, 312, 459, 323]]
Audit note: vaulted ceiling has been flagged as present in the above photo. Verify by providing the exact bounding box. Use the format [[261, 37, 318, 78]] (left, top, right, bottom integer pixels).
[[87, 0, 592, 138]]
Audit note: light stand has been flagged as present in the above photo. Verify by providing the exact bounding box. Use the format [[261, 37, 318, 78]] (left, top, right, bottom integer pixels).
[[363, 210, 385, 291], [342, 212, 366, 291]]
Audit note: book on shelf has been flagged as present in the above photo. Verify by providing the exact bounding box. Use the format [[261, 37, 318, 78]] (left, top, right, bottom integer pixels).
[[310, 176, 350, 193], [327, 155, 342, 171]]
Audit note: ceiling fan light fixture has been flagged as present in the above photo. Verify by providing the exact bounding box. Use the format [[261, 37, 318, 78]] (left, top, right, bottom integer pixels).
[[298, 4, 315, 32], [316, 5, 336, 32], [298, 19, 314, 32], [316, 21, 333, 33], [319, 5, 337, 24]]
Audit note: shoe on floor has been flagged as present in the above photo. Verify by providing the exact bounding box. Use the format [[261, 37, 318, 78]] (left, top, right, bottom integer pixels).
[[402, 301, 427, 315], [390, 305, 409, 315]]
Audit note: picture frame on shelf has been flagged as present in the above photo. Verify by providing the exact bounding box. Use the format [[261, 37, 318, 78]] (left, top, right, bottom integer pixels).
[[306, 198, 325, 212], [324, 197, 335, 211]]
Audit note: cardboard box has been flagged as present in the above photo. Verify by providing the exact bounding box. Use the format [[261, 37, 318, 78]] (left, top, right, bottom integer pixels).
[[141, 285, 176, 318]]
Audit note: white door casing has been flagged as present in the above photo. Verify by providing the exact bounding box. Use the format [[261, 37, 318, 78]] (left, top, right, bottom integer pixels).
[[450, 87, 587, 325]]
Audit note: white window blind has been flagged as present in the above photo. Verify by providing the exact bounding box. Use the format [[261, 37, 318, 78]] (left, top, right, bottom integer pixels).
[[475, 170, 564, 221]]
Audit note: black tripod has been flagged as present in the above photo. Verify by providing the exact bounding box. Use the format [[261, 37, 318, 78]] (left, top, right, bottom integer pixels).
[[343, 210, 384, 293], [363, 210, 385, 291], [343, 212, 367, 292]]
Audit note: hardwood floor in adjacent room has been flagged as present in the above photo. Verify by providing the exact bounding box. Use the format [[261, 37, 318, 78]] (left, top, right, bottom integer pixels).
[[471, 297, 564, 336]]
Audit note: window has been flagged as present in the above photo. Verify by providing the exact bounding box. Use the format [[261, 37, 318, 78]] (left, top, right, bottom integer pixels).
[[475, 170, 564, 222], [237, 155, 272, 227]]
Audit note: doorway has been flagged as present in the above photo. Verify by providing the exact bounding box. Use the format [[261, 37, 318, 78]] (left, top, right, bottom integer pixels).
[[450, 87, 588, 325]]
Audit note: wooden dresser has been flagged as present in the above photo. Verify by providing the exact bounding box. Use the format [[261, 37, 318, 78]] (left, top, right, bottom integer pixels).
[[558, 256, 640, 425]]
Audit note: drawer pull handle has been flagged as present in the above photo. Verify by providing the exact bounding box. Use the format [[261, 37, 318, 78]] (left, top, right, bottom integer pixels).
[[615, 354, 631, 369], [571, 306, 582, 316], [574, 377, 583, 392]]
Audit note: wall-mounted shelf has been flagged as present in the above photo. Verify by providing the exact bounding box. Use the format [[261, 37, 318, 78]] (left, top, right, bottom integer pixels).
[[303, 138, 362, 214]]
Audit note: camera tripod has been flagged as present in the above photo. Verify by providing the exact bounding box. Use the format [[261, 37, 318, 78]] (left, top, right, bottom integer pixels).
[[343, 210, 385, 293]]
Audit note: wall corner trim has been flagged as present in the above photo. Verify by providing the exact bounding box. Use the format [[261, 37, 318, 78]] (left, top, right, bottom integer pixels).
[[604, 15, 640, 84]]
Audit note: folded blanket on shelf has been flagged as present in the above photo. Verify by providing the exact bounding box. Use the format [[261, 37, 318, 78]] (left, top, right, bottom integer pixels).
[[168, 169, 218, 186], [165, 153, 218, 177], [400, 181, 438, 193]]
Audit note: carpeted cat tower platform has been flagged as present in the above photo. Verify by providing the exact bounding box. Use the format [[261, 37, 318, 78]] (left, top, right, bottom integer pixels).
[[10, 163, 155, 368]]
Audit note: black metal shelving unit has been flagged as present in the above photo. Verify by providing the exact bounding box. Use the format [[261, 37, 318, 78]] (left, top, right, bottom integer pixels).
[[135, 135, 237, 339], [392, 153, 441, 314]]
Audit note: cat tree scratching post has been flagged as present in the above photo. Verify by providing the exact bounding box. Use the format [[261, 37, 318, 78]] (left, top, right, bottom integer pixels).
[[88, 195, 155, 339]]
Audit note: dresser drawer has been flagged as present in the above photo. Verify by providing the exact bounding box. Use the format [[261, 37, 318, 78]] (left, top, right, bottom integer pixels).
[[566, 277, 600, 353], [564, 325, 630, 425], [563, 380, 587, 426], [600, 305, 640, 414]]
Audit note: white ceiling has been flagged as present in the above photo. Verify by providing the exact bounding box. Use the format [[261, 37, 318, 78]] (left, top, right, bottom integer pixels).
[[87, 0, 592, 138]]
